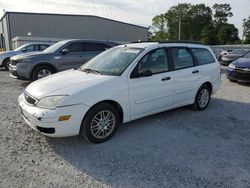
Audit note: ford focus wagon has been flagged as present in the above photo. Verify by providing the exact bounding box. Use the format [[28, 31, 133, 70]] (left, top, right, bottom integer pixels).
[[18, 42, 221, 143]]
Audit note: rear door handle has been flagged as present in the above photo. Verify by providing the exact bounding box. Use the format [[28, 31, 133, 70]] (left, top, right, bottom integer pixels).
[[161, 77, 171, 81], [192, 70, 199, 74]]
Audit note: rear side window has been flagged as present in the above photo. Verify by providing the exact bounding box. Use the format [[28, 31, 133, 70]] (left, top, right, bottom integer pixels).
[[171, 48, 194, 69], [191, 48, 215, 65], [82, 43, 111, 52]]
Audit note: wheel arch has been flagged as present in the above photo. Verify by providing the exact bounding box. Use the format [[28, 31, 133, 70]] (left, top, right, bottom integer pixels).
[[30, 62, 57, 78], [201, 81, 213, 94], [88, 100, 124, 123], [2, 57, 10, 67]]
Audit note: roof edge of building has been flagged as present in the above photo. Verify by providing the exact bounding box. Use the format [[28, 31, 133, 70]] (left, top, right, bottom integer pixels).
[[0, 11, 149, 30]]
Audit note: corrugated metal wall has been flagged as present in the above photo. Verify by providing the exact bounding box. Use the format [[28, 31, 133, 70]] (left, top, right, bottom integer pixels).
[[8, 13, 148, 44], [1, 16, 10, 50]]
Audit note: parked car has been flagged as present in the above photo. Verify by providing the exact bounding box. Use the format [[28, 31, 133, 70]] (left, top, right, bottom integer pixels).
[[9, 39, 118, 80], [18, 42, 221, 143], [0, 42, 51, 70], [220, 49, 249, 66], [227, 51, 250, 83]]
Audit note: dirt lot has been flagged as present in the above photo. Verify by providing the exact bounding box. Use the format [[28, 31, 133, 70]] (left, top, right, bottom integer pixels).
[[0, 67, 250, 188]]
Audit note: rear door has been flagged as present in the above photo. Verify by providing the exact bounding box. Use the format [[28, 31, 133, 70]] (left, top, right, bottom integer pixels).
[[80, 42, 111, 66], [169, 47, 198, 105]]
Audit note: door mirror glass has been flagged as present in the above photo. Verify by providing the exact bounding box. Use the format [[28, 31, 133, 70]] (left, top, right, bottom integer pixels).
[[22, 48, 27, 52], [61, 48, 69, 55]]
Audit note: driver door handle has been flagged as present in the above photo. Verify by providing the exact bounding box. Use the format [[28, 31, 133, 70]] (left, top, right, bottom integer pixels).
[[192, 70, 199, 74], [161, 77, 171, 81]]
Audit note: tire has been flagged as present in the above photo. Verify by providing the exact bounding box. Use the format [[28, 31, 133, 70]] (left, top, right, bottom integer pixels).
[[31, 65, 54, 80], [3, 58, 10, 70], [192, 85, 211, 111], [229, 79, 236, 82], [80, 102, 120, 143]]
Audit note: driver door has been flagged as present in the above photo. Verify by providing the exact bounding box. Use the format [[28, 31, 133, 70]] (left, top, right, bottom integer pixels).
[[128, 48, 174, 119], [58, 42, 85, 71]]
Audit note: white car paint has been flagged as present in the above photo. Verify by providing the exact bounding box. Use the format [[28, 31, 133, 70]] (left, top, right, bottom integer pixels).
[[18, 42, 221, 137]]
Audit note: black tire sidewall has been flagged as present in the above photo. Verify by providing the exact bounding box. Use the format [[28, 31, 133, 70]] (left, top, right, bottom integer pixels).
[[194, 85, 211, 110], [32, 65, 54, 80], [80, 102, 120, 143], [3, 58, 10, 70]]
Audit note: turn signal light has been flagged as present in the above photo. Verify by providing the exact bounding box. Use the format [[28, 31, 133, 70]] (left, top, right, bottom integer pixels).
[[58, 115, 71, 121]]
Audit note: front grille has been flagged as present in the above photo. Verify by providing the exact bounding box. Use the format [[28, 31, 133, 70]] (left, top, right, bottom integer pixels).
[[24, 92, 37, 105]]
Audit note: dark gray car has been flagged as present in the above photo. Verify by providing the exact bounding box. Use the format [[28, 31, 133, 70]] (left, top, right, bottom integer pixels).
[[9, 39, 118, 80]]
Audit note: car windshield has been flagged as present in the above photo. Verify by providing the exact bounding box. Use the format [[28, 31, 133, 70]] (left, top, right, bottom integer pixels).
[[79, 47, 143, 76], [43, 41, 67, 53], [244, 51, 250, 58]]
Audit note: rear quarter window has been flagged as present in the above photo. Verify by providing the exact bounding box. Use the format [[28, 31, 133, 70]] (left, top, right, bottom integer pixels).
[[191, 48, 215, 65]]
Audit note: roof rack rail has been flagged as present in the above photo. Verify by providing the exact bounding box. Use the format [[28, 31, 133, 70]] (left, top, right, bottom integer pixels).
[[130, 40, 156, 43], [159, 40, 203, 44]]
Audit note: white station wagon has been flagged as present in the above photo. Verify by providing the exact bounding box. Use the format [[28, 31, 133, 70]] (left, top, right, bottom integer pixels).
[[18, 42, 221, 143]]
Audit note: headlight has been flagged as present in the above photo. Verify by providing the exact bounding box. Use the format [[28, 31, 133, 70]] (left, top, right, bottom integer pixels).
[[36, 95, 67, 109], [20, 58, 31, 63], [228, 63, 235, 69]]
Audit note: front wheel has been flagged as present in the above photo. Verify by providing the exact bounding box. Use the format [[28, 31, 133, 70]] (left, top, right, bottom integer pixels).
[[192, 85, 211, 110], [80, 102, 120, 143], [3, 58, 10, 70], [32, 65, 54, 80]]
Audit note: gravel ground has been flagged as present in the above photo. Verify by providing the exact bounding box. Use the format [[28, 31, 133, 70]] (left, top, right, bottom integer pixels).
[[0, 67, 250, 188]]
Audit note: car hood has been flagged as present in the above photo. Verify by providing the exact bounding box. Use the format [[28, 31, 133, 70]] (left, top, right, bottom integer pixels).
[[223, 54, 242, 58], [25, 69, 115, 99], [0, 51, 19, 58], [232, 58, 250, 68], [11, 51, 50, 60]]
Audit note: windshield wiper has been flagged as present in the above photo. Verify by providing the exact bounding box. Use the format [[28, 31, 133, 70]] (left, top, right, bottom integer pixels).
[[81, 68, 102, 75]]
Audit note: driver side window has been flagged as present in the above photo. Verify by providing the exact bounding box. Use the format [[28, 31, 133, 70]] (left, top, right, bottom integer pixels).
[[138, 48, 169, 74]]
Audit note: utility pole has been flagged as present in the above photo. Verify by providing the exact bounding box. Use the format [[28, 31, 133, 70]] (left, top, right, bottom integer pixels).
[[178, 4, 181, 40], [242, 18, 246, 47]]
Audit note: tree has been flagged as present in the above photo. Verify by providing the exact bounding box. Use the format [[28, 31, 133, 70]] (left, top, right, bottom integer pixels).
[[165, 3, 192, 40], [242, 16, 250, 43], [151, 14, 168, 41], [217, 24, 239, 44], [189, 4, 213, 41], [212, 3, 233, 25]]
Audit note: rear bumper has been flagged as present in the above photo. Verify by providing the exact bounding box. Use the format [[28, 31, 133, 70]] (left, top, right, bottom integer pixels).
[[227, 68, 250, 83]]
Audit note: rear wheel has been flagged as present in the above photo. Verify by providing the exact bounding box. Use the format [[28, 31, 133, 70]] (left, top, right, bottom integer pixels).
[[80, 102, 119, 143], [32, 65, 54, 80], [3, 58, 10, 70], [192, 85, 211, 111]]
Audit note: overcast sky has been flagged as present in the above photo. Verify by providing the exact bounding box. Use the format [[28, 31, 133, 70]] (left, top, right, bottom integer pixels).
[[0, 0, 249, 38]]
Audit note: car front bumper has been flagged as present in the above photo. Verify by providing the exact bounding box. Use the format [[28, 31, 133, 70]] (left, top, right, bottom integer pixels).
[[227, 68, 250, 83], [18, 93, 90, 137], [9, 63, 33, 80]]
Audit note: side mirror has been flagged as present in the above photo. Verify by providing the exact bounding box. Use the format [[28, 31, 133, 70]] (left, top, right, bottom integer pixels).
[[22, 48, 27, 52], [61, 48, 69, 55], [139, 69, 153, 77]]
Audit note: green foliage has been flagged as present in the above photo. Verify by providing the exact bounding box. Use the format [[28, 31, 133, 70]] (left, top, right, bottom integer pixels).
[[151, 14, 168, 41], [212, 3, 233, 24], [243, 16, 250, 43], [217, 24, 239, 44], [151, 3, 239, 45]]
